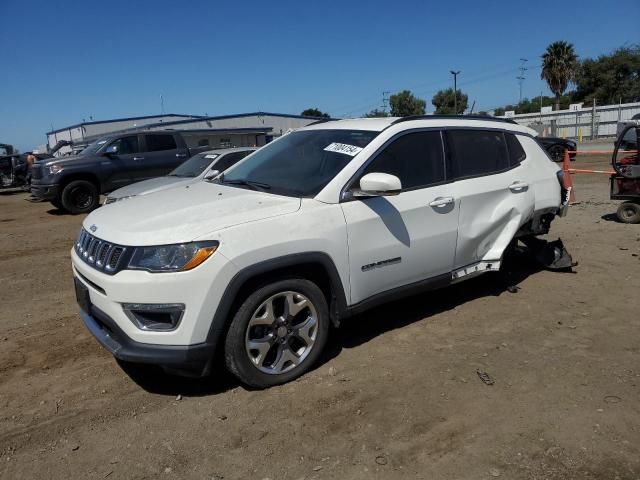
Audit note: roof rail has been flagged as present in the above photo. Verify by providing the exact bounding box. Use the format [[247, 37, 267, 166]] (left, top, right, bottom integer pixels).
[[306, 118, 333, 126], [390, 114, 517, 125]]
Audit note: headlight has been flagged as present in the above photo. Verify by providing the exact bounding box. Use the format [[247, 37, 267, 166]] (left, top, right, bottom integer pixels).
[[128, 241, 218, 273], [48, 164, 63, 175]]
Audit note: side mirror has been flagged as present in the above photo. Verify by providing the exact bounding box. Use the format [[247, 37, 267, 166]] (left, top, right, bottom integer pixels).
[[104, 144, 119, 156], [204, 169, 220, 180], [355, 172, 402, 197]]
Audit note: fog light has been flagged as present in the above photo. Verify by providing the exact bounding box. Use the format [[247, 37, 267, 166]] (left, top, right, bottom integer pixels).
[[122, 303, 185, 331]]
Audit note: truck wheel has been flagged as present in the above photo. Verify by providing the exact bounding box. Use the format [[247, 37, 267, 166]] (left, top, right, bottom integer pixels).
[[548, 144, 565, 162], [61, 180, 99, 214], [224, 278, 329, 388], [616, 202, 640, 224]]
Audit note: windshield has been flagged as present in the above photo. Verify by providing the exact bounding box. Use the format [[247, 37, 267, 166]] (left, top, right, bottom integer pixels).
[[219, 129, 378, 197], [169, 152, 219, 177], [79, 138, 109, 155]]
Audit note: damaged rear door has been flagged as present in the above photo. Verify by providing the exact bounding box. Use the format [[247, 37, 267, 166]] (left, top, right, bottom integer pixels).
[[446, 129, 534, 270]]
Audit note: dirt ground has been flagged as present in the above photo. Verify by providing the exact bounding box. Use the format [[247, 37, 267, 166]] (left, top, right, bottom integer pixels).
[[1, 155, 639, 480]]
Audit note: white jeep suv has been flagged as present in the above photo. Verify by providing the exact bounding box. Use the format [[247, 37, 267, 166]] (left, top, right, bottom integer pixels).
[[71, 116, 568, 388]]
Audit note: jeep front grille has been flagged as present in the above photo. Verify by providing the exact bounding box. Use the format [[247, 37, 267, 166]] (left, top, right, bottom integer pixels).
[[75, 228, 128, 274]]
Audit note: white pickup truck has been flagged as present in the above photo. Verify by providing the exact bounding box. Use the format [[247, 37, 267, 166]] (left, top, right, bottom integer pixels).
[[71, 116, 568, 388]]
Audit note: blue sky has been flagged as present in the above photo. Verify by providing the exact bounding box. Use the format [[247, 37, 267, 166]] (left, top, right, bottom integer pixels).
[[1, 0, 638, 150]]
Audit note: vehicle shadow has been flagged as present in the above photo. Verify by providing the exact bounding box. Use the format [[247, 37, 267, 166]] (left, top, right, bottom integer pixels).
[[322, 248, 547, 358], [117, 359, 239, 397], [122, 249, 556, 396], [46, 208, 68, 216], [0, 189, 29, 196], [601, 213, 621, 223]]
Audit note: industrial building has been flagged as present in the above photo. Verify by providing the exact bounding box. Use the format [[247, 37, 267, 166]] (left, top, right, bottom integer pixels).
[[46, 112, 321, 155]]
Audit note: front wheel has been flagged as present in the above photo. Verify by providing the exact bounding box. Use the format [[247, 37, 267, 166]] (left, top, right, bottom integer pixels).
[[616, 202, 640, 224], [224, 278, 329, 388], [61, 180, 99, 214]]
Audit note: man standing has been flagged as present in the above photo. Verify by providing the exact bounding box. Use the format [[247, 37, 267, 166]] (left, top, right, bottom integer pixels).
[[24, 151, 36, 193]]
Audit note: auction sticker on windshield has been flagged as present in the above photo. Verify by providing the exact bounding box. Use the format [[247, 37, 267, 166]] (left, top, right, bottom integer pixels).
[[323, 142, 363, 157]]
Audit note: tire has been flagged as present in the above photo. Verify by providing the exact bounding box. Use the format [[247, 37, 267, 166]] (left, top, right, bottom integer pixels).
[[616, 202, 640, 224], [224, 278, 329, 388], [60, 180, 99, 214], [548, 144, 565, 162], [50, 198, 63, 210]]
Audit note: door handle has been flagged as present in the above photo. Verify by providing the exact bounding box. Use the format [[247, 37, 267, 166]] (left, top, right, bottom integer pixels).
[[429, 196, 454, 208], [509, 181, 529, 192], [176, 153, 187, 158], [133, 156, 144, 161]]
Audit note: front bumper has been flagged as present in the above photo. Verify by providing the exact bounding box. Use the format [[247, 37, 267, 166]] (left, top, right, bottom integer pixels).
[[30, 182, 60, 201], [71, 243, 239, 372], [80, 304, 213, 375]]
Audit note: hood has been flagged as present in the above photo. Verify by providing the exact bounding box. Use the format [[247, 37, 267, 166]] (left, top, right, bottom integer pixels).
[[84, 181, 301, 246], [41, 154, 87, 166], [108, 176, 194, 199]]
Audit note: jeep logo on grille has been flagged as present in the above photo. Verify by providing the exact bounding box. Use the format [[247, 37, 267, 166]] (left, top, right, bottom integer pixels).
[[89, 224, 97, 232]]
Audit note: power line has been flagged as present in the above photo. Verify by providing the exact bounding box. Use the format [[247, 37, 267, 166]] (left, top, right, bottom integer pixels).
[[333, 62, 542, 118]]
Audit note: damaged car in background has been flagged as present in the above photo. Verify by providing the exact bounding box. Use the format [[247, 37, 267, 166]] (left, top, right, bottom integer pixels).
[[71, 115, 572, 389]]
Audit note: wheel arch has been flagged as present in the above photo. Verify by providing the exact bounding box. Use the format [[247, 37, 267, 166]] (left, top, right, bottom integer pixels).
[[59, 172, 101, 194], [205, 252, 348, 353]]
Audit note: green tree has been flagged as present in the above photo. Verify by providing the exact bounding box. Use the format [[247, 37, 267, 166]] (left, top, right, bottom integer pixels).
[[574, 45, 640, 104], [364, 108, 389, 118], [431, 88, 468, 114], [389, 90, 426, 116], [541, 41, 579, 111], [301, 108, 330, 118]]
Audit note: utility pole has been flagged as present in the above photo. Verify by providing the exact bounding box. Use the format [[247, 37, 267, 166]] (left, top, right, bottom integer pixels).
[[517, 58, 528, 103], [450, 70, 461, 114], [591, 97, 597, 140], [160, 95, 165, 115], [381, 91, 390, 115]]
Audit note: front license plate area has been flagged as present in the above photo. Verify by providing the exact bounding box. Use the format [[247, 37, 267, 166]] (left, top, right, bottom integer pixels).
[[74, 277, 92, 313]]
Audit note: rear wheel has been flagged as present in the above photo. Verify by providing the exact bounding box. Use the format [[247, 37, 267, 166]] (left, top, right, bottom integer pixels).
[[548, 144, 565, 162], [224, 278, 329, 388], [616, 202, 640, 224], [60, 180, 99, 214]]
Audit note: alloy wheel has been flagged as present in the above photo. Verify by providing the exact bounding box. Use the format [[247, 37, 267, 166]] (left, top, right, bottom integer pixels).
[[245, 291, 318, 374]]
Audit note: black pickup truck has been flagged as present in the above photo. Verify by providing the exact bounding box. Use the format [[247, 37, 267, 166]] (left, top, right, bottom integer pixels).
[[31, 131, 205, 213]]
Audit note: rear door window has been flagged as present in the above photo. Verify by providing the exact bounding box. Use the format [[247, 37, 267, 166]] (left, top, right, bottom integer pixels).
[[361, 131, 445, 191], [145, 134, 177, 152], [446, 130, 510, 179]]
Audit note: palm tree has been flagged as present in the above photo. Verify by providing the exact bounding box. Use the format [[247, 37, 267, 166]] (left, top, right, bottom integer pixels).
[[541, 41, 579, 111]]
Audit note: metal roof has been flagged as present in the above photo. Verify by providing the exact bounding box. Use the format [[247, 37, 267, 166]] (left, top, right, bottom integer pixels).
[[47, 112, 324, 135], [47, 114, 205, 134]]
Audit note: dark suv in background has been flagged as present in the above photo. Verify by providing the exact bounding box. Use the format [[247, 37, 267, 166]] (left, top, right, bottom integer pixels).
[[31, 131, 205, 213]]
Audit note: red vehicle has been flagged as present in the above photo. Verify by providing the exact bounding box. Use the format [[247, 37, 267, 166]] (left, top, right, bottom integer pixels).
[[611, 125, 640, 223]]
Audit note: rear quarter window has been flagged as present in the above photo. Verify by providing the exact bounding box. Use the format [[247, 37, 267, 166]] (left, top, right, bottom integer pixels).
[[505, 133, 526, 166]]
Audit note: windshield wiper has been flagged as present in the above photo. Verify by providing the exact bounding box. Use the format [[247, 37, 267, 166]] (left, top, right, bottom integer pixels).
[[219, 178, 271, 191]]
